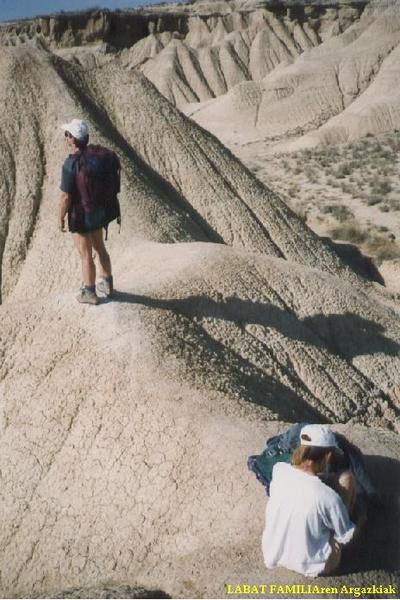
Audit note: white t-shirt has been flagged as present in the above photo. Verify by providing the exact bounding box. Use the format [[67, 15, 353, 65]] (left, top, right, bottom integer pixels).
[[262, 462, 355, 577]]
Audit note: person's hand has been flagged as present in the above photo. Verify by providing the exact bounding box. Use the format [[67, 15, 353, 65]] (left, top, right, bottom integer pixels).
[[59, 216, 66, 232]]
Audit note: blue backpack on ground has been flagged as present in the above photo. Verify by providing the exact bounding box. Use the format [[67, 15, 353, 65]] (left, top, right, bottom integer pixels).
[[247, 423, 376, 497]]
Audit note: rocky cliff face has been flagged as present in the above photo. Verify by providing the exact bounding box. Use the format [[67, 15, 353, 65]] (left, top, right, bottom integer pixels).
[[0, 2, 366, 49], [0, 9, 189, 49]]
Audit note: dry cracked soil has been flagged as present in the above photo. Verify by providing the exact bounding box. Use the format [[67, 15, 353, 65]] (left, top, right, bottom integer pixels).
[[0, 0, 400, 598]]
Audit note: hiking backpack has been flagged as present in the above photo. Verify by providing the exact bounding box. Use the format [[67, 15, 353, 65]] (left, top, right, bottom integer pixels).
[[71, 144, 121, 236], [247, 423, 376, 498]]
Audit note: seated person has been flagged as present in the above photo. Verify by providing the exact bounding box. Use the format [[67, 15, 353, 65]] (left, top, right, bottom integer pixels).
[[262, 424, 361, 577]]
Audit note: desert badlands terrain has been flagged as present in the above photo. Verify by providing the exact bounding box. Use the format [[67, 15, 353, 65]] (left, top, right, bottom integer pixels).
[[0, 0, 400, 598]]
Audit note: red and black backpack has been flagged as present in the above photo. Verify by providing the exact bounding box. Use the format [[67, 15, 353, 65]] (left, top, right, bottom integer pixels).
[[70, 144, 121, 236]]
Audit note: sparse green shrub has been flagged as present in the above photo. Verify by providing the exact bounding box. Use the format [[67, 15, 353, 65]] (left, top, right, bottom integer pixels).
[[296, 207, 308, 222], [328, 178, 340, 188], [372, 143, 383, 153], [305, 168, 318, 183], [348, 160, 361, 170], [329, 222, 368, 244], [341, 183, 355, 195], [326, 147, 340, 158], [288, 184, 300, 195], [313, 156, 330, 168], [372, 180, 392, 195], [366, 238, 400, 263], [379, 204, 390, 212], [387, 138, 400, 151], [336, 163, 351, 178], [379, 150, 391, 160], [321, 204, 353, 222], [366, 195, 381, 206], [375, 244, 400, 262], [389, 199, 400, 211]]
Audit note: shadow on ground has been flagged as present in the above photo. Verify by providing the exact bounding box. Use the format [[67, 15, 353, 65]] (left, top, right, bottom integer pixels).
[[111, 292, 400, 360], [36, 585, 170, 599], [341, 454, 400, 574], [322, 238, 384, 286]]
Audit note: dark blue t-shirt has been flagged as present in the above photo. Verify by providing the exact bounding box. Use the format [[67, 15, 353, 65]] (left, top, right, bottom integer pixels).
[[60, 155, 78, 195]]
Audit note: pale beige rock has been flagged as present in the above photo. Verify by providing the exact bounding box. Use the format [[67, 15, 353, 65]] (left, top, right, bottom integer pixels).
[[0, 12, 400, 599], [182, 1, 400, 148], [139, 4, 361, 107], [1, 241, 400, 598], [85, 60, 359, 279], [0, 44, 353, 303], [380, 259, 400, 294]]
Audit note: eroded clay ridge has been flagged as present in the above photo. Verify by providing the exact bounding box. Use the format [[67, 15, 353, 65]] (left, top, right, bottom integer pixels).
[[181, 0, 400, 144], [127, 1, 366, 105], [1, 36, 400, 599], [0, 1, 367, 105], [3, 0, 397, 145], [0, 43, 359, 305], [0, 8, 187, 50], [1, 242, 400, 598], [0, 1, 367, 49]]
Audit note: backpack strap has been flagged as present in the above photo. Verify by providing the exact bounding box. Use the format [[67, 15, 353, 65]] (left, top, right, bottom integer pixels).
[[103, 215, 121, 242]]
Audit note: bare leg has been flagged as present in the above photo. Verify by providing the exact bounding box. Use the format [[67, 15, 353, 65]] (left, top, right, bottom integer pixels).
[[337, 470, 366, 545], [321, 471, 366, 575], [337, 470, 357, 514], [73, 232, 96, 287], [89, 229, 112, 279]]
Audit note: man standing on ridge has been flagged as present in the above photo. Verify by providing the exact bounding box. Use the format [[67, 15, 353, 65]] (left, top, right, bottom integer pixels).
[[59, 119, 120, 305]]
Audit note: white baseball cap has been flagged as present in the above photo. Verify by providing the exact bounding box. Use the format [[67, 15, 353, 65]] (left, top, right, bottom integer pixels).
[[61, 119, 89, 140], [300, 424, 339, 449]]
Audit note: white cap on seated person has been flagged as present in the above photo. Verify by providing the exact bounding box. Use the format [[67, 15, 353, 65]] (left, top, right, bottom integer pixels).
[[300, 424, 340, 449]]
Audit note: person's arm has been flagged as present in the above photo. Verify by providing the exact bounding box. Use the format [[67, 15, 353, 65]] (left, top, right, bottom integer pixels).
[[58, 192, 71, 232], [321, 493, 356, 546], [59, 158, 75, 232]]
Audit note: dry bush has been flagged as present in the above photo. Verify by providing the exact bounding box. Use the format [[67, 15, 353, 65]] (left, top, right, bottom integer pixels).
[[367, 239, 400, 263], [305, 167, 319, 183], [329, 221, 400, 265], [372, 180, 392, 195], [366, 195, 381, 206], [321, 204, 353, 222], [335, 163, 351, 178], [329, 222, 368, 244], [288, 184, 301, 195], [389, 199, 400, 211]]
